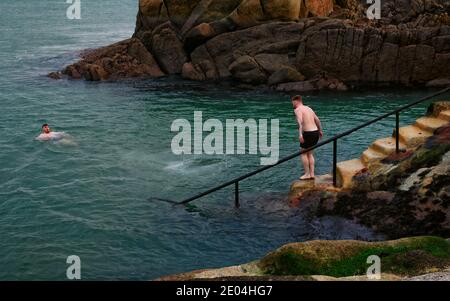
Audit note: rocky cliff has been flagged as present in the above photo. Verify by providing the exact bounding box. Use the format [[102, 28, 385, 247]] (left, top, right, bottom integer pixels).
[[51, 0, 450, 91]]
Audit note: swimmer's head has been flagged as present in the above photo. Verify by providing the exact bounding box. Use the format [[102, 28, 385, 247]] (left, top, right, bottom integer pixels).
[[42, 124, 50, 134], [291, 95, 303, 108]]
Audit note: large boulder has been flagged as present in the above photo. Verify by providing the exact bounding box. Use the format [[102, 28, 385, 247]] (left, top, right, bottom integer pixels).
[[228, 55, 268, 84], [150, 22, 188, 74], [186, 21, 307, 80], [56, 0, 450, 88], [157, 236, 450, 280], [135, 0, 334, 38], [267, 67, 305, 85], [58, 38, 164, 81]]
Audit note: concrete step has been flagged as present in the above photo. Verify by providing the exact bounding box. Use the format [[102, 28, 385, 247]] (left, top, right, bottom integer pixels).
[[414, 116, 448, 133], [438, 110, 450, 122], [398, 125, 432, 147], [336, 159, 365, 189], [371, 137, 405, 155], [361, 147, 385, 164]]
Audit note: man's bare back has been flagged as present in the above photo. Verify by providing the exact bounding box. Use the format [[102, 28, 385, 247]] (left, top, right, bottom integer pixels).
[[294, 105, 319, 132]]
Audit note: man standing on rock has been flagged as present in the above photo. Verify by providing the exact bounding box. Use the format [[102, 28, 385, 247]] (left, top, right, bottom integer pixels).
[[292, 95, 323, 180]]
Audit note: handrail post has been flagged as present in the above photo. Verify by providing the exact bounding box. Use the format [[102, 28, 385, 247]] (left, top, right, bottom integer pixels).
[[395, 112, 400, 153], [333, 139, 337, 187], [235, 181, 240, 208]]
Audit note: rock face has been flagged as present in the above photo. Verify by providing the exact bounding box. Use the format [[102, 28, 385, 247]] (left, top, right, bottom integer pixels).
[[290, 116, 450, 239], [59, 38, 164, 81], [55, 0, 450, 89], [296, 19, 450, 85], [157, 236, 450, 280]]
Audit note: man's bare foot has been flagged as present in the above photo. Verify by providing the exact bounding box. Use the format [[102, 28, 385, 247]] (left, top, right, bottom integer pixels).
[[300, 174, 311, 180]]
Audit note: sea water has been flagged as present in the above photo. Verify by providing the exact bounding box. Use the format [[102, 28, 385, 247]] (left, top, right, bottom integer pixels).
[[0, 0, 439, 280]]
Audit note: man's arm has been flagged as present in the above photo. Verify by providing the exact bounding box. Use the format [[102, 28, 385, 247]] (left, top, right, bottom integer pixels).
[[295, 110, 304, 143], [314, 113, 323, 138]]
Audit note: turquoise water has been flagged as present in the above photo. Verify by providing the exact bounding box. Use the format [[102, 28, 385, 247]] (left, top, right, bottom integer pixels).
[[0, 0, 442, 280]]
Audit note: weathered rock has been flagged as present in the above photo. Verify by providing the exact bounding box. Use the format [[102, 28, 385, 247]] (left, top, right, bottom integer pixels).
[[276, 80, 317, 92], [259, 237, 450, 277], [333, 126, 450, 238], [181, 62, 206, 81], [276, 74, 348, 91], [229, 55, 267, 84], [189, 21, 306, 80], [85, 64, 109, 81], [47, 72, 62, 80], [151, 22, 188, 74], [305, 0, 334, 17], [135, 0, 169, 33], [426, 78, 450, 87], [296, 20, 450, 85], [267, 67, 305, 85], [58, 38, 164, 81], [157, 236, 450, 280], [254, 53, 290, 74], [57, 0, 450, 87]]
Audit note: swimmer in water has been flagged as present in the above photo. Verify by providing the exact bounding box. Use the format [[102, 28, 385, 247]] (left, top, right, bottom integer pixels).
[[36, 123, 53, 141], [36, 123, 77, 145]]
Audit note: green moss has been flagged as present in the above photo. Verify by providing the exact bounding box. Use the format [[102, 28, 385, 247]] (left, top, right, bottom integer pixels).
[[259, 236, 450, 277]]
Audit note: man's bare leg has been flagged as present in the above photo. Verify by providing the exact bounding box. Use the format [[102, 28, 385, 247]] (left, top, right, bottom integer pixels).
[[300, 153, 310, 180], [308, 151, 315, 179]]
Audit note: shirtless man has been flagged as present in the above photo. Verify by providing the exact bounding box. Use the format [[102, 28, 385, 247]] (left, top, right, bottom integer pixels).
[[292, 95, 323, 180], [36, 124, 53, 141], [36, 124, 76, 145]]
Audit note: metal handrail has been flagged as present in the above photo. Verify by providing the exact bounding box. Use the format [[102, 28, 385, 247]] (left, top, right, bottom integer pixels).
[[150, 86, 450, 207]]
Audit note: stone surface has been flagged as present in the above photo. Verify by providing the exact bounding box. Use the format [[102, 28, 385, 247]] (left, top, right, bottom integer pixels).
[[57, 0, 450, 88], [157, 236, 450, 281], [151, 22, 188, 74], [267, 67, 305, 86], [56, 38, 164, 81]]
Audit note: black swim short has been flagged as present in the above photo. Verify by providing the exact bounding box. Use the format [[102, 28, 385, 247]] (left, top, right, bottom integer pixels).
[[300, 130, 320, 149]]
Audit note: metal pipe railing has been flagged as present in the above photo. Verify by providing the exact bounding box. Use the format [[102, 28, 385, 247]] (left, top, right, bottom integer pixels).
[[150, 86, 450, 207]]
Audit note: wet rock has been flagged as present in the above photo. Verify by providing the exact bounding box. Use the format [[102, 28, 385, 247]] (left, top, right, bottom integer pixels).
[[58, 0, 450, 86], [181, 62, 206, 80], [151, 22, 188, 74], [60, 38, 164, 81], [267, 67, 305, 86], [228, 55, 267, 84], [296, 20, 450, 85], [85, 64, 109, 81], [157, 236, 450, 280], [331, 128, 450, 238], [47, 72, 62, 80], [276, 80, 317, 92], [189, 21, 305, 81], [426, 78, 450, 87]]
